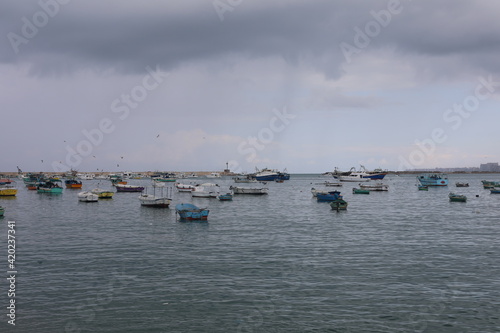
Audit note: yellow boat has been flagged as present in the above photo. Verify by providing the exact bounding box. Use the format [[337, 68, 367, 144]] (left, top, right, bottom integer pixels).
[[0, 186, 17, 196], [91, 188, 114, 199]]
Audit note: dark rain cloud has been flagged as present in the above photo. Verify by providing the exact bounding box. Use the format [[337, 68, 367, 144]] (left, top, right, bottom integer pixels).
[[2, 0, 500, 78]]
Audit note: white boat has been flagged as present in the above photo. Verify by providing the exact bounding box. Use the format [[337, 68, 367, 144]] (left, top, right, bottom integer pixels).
[[230, 186, 268, 195], [138, 194, 171, 207], [77, 173, 95, 180], [338, 172, 371, 182], [78, 191, 98, 202], [191, 183, 220, 198], [359, 183, 389, 191], [233, 176, 258, 183], [152, 180, 166, 188], [206, 172, 221, 178], [175, 183, 195, 192], [253, 168, 280, 181], [311, 188, 329, 197]]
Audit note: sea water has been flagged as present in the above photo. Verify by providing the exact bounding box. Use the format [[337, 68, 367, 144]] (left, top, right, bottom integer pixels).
[[1, 174, 499, 332]]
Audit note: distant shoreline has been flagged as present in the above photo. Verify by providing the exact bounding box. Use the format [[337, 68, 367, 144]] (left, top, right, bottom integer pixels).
[[2, 170, 500, 177]]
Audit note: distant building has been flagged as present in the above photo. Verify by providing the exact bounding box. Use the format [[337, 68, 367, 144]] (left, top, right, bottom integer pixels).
[[480, 162, 500, 172]]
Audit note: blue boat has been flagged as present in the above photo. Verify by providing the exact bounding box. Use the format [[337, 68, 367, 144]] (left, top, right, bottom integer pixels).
[[217, 193, 233, 201], [417, 173, 448, 186], [316, 190, 342, 202], [175, 203, 209, 221]]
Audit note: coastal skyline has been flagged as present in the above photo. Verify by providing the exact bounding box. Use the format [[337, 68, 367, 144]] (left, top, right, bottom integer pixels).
[[2, 1, 500, 173]]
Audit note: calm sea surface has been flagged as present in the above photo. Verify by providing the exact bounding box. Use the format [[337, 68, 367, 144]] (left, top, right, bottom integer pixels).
[[1, 173, 500, 332]]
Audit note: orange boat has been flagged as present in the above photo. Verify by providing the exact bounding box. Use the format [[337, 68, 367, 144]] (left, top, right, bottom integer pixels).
[[65, 179, 83, 189]]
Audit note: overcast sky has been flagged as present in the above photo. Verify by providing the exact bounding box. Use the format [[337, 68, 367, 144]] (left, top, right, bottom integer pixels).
[[1, 0, 500, 173]]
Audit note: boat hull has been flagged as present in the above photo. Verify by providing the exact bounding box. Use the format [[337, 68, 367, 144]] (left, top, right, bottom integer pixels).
[[78, 192, 99, 202], [139, 195, 171, 208], [0, 188, 18, 196], [175, 203, 209, 221], [230, 186, 268, 195], [37, 187, 63, 194], [417, 174, 448, 186], [115, 185, 145, 192]]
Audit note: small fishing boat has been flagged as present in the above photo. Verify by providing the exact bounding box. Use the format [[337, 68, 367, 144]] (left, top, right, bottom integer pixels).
[[229, 186, 268, 195], [191, 183, 220, 198], [233, 176, 257, 183], [330, 198, 348, 211], [481, 180, 500, 189], [359, 183, 389, 191], [37, 181, 63, 194], [455, 182, 469, 187], [490, 189, 500, 194], [324, 181, 342, 187], [115, 184, 145, 192], [352, 188, 370, 194], [316, 191, 343, 202], [311, 188, 329, 197], [175, 203, 209, 221], [138, 187, 172, 208], [90, 188, 114, 199], [217, 192, 233, 201], [0, 185, 18, 196], [0, 206, 4, 217], [138, 194, 171, 207], [418, 185, 429, 191], [417, 173, 448, 186], [175, 183, 195, 192], [65, 179, 83, 189], [78, 191, 99, 202], [449, 193, 467, 202]]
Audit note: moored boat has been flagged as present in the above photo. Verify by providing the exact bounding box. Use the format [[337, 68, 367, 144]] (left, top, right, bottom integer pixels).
[[175, 203, 209, 221], [449, 193, 467, 202], [316, 190, 343, 202], [37, 181, 63, 194], [490, 189, 500, 194], [311, 188, 329, 197], [0, 185, 18, 196], [115, 184, 145, 192], [65, 179, 83, 189], [78, 191, 99, 202], [217, 192, 233, 201], [417, 173, 448, 186], [90, 188, 114, 199], [175, 183, 195, 192], [0, 206, 4, 217], [229, 186, 268, 195], [191, 183, 220, 198], [353, 188, 370, 194], [418, 185, 429, 191], [337, 172, 371, 182], [330, 198, 348, 211], [138, 194, 171, 207], [253, 168, 281, 181], [359, 183, 389, 191], [233, 176, 258, 183], [455, 182, 469, 187]]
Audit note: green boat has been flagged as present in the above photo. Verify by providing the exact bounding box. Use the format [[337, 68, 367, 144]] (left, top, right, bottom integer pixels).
[[449, 193, 466, 202], [0, 206, 4, 217], [330, 198, 348, 211], [418, 185, 428, 191], [352, 188, 370, 194], [37, 181, 63, 194]]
